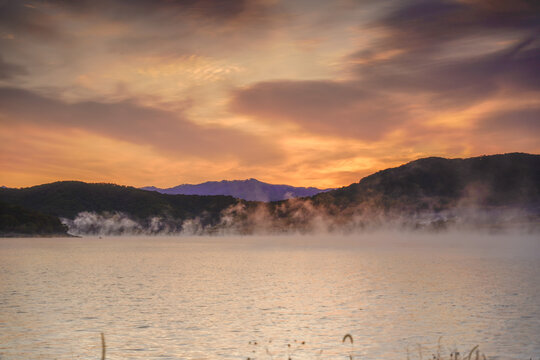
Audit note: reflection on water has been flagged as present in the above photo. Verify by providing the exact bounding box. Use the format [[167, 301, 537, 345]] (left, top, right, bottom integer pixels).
[[0, 233, 539, 360]]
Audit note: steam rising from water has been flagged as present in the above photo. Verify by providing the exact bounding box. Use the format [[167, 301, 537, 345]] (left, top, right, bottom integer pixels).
[[61, 198, 539, 236], [61, 212, 183, 236]]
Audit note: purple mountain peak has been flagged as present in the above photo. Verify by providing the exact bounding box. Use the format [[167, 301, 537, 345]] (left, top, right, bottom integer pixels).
[[141, 179, 333, 202]]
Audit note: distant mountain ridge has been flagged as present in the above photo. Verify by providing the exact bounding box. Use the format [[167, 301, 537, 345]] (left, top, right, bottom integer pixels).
[[1, 153, 539, 235], [141, 178, 333, 201]]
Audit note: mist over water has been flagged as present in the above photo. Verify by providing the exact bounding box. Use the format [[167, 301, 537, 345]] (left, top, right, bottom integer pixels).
[[1, 234, 539, 360], [60, 200, 539, 236]]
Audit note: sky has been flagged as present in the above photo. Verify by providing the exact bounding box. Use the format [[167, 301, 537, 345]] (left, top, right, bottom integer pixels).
[[0, 0, 539, 189]]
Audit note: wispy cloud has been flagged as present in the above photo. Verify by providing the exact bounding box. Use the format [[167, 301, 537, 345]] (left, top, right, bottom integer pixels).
[[0, 87, 282, 163]]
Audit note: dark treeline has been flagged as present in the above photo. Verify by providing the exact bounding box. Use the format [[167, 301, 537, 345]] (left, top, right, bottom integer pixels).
[[0, 201, 68, 236]]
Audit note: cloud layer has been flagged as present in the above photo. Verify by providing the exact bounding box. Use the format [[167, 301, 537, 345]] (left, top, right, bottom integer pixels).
[[0, 87, 281, 163], [0, 0, 538, 188]]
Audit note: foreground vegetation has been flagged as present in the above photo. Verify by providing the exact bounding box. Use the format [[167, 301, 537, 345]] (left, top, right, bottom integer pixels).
[[92, 333, 504, 360]]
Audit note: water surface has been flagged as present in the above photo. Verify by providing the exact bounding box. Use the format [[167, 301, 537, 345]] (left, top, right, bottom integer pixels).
[[1, 233, 539, 359]]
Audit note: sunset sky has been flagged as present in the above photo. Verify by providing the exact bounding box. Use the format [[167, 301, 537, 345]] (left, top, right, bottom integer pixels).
[[1, 0, 539, 189]]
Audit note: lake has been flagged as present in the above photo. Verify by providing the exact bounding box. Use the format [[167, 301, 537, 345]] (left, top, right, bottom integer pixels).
[[1, 232, 539, 359]]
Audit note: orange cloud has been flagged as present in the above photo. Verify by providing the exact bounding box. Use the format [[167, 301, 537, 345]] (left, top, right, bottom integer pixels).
[[0, 87, 282, 164], [0, 0, 538, 189]]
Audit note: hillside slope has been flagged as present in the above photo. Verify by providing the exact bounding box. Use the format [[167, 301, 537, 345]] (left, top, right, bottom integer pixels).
[[311, 153, 540, 212]]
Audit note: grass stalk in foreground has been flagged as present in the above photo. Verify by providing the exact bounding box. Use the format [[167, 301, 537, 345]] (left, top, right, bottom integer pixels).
[[96, 333, 537, 360]]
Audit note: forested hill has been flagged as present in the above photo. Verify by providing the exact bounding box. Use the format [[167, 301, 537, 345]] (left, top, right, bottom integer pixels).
[[310, 153, 540, 213], [0, 181, 240, 235]]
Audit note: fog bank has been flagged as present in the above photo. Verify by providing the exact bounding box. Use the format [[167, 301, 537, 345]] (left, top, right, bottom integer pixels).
[[61, 199, 539, 236]]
